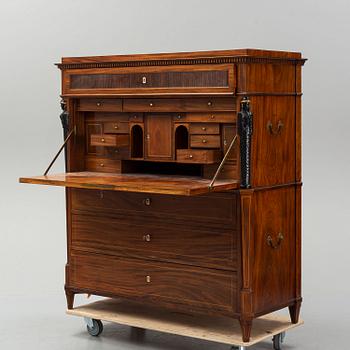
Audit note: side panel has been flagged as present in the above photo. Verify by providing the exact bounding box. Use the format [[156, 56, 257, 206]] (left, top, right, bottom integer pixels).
[[250, 96, 296, 187], [251, 187, 297, 314]]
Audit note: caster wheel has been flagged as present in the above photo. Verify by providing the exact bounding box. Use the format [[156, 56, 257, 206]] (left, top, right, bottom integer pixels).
[[86, 319, 103, 337], [272, 332, 286, 350]]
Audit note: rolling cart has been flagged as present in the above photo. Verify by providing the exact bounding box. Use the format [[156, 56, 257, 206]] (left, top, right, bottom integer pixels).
[[67, 299, 303, 350]]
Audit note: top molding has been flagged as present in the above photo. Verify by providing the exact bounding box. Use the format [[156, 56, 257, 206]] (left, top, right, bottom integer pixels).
[[56, 48, 307, 70]]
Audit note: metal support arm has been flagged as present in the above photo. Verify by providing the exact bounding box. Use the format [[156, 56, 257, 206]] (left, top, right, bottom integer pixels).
[[208, 134, 238, 190], [43, 126, 76, 176]]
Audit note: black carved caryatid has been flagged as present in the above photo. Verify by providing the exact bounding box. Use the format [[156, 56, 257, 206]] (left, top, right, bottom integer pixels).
[[238, 97, 253, 188], [59, 99, 70, 170]]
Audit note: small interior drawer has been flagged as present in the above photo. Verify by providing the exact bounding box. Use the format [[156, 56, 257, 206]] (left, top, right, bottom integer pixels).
[[90, 134, 129, 147], [104, 122, 129, 134], [129, 113, 144, 122], [124, 98, 181, 112], [189, 123, 220, 135], [176, 149, 221, 164], [78, 98, 123, 112], [85, 158, 121, 173], [174, 112, 236, 123], [190, 135, 221, 148]]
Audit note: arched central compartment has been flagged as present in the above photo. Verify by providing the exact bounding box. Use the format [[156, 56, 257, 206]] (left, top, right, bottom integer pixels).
[[130, 124, 143, 158], [175, 125, 189, 150]]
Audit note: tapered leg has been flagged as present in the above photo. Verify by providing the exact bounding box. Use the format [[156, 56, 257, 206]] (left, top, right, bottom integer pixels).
[[239, 318, 253, 342], [289, 300, 302, 324], [65, 289, 75, 309]]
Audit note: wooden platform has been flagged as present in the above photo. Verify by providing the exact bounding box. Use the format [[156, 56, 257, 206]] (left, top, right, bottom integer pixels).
[[19, 172, 239, 196], [67, 299, 303, 347]]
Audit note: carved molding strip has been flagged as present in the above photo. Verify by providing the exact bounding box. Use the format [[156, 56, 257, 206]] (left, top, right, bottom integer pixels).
[[57, 56, 307, 70]]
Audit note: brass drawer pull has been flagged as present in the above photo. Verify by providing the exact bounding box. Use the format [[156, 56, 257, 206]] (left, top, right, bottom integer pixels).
[[188, 154, 193, 159], [267, 120, 284, 135], [202, 127, 207, 131], [267, 233, 284, 249], [210, 115, 215, 119], [149, 102, 154, 107], [176, 115, 182, 119], [114, 125, 119, 129], [100, 163, 104, 167], [101, 138, 105, 142], [143, 198, 151, 206], [96, 102, 101, 107], [143, 234, 151, 242], [202, 139, 207, 143], [146, 275, 151, 283], [207, 101, 212, 106]]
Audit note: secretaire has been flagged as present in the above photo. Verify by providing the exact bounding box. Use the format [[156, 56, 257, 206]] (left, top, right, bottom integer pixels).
[[20, 49, 306, 342]]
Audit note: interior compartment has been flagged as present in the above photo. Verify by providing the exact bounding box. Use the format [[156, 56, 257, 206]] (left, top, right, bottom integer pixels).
[[130, 124, 143, 158], [122, 160, 202, 177], [175, 125, 189, 150]]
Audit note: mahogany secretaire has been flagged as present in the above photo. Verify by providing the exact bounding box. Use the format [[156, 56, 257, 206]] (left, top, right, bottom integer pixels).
[[20, 49, 306, 342]]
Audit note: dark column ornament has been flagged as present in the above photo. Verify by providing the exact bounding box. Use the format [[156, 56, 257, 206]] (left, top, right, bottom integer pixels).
[[59, 99, 70, 170], [238, 96, 253, 188]]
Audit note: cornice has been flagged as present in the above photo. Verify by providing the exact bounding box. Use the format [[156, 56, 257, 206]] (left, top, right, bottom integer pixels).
[[56, 56, 307, 70]]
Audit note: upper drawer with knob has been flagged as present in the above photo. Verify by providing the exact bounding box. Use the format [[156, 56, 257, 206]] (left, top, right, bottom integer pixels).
[[77, 98, 122, 112], [63, 65, 235, 95], [124, 97, 236, 112]]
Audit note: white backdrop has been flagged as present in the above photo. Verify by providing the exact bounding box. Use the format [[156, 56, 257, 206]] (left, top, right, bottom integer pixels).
[[1, 0, 349, 349]]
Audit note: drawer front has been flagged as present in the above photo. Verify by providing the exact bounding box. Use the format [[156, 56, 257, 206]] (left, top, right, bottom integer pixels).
[[69, 252, 237, 313], [85, 158, 121, 173], [174, 112, 236, 123], [104, 122, 129, 134], [129, 113, 144, 122], [190, 135, 221, 148], [90, 134, 129, 147], [124, 98, 236, 112], [71, 214, 238, 270], [189, 123, 220, 135], [78, 98, 122, 112], [71, 189, 237, 226], [176, 149, 221, 164], [65, 65, 235, 95]]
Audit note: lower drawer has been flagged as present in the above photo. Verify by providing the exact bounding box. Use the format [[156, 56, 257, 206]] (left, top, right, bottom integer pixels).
[[69, 251, 237, 313], [71, 189, 238, 226], [71, 214, 238, 270]]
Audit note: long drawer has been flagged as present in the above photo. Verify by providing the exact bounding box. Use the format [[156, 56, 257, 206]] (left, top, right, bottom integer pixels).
[[69, 251, 237, 314], [65, 64, 235, 95], [71, 214, 238, 270], [70, 189, 238, 226]]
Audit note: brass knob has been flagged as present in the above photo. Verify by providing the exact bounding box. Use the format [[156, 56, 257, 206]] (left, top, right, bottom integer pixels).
[[96, 102, 101, 106], [143, 198, 151, 206], [210, 115, 215, 119], [133, 115, 138, 119], [177, 115, 182, 119], [202, 127, 206, 131], [101, 138, 105, 142], [143, 234, 151, 242], [202, 139, 207, 143], [100, 163, 104, 167], [149, 102, 154, 107], [114, 125, 118, 129], [146, 275, 151, 283], [188, 154, 193, 159], [207, 101, 212, 106]]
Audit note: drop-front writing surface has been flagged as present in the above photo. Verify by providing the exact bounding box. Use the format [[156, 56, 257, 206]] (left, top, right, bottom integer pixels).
[[19, 49, 306, 342]]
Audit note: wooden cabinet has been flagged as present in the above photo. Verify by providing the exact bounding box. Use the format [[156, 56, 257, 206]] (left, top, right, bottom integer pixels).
[[20, 48, 306, 342]]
